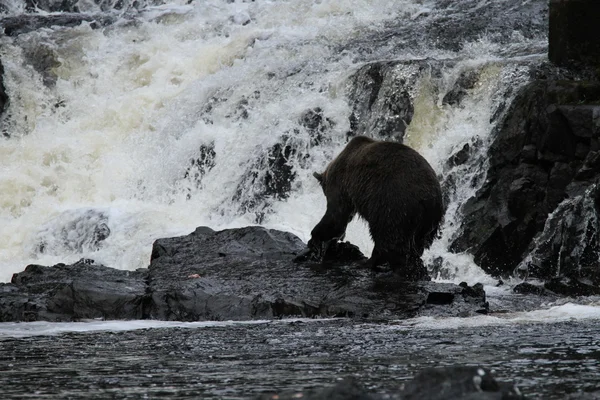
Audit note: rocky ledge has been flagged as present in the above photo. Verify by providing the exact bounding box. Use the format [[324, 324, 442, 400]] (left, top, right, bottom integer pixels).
[[0, 226, 488, 322]]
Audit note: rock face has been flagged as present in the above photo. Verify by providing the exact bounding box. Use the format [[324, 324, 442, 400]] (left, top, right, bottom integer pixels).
[[451, 80, 600, 288], [0, 259, 148, 322], [549, 0, 600, 67], [0, 226, 488, 322], [256, 367, 525, 400], [0, 13, 118, 37]]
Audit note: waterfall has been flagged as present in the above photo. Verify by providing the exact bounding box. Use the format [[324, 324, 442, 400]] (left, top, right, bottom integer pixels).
[[0, 0, 548, 282]]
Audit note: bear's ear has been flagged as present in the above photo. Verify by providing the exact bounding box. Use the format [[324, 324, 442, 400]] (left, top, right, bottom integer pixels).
[[313, 172, 323, 184]]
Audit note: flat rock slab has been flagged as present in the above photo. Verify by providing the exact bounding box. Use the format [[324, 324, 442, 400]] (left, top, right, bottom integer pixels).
[[0, 226, 488, 322]]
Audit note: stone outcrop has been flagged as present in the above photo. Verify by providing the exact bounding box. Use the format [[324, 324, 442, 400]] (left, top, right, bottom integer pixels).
[[451, 79, 600, 291], [0, 226, 488, 322]]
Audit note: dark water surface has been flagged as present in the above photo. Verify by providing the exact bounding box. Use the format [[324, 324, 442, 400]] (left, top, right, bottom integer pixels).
[[1, 318, 599, 399]]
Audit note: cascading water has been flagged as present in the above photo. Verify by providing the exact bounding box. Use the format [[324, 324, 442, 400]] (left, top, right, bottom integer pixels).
[[0, 0, 548, 284]]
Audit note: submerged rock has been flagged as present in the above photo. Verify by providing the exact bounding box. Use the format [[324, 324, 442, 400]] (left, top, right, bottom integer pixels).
[[0, 226, 488, 322], [257, 366, 525, 400]]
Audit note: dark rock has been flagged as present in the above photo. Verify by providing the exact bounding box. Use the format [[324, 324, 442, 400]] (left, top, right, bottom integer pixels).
[[447, 143, 471, 168], [0, 60, 10, 138], [299, 107, 335, 146], [256, 378, 379, 400], [549, 0, 600, 67], [401, 366, 525, 400], [0, 226, 488, 322], [520, 145, 537, 163], [442, 69, 481, 107], [0, 59, 7, 126], [24, 0, 79, 13], [35, 209, 111, 255], [148, 226, 488, 321], [574, 151, 600, 182], [233, 139, 301, 223], [521, 183, 600, 284], [183, 142, 216, 198], [256, 365, 526, 400], [0, 13, 118, 37], [255, 366, 525, 400], [344, 0, 547, 60], [0, 259, 148, 322], [347, 61, 415, 142], [451, 80, 600, 279], [513, 282, 547, 296], [544, 277, 600, 297], [20, 0, 165, 13]]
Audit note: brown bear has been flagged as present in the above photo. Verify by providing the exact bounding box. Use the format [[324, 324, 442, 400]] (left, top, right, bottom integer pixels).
[[308, 135, 444, 278]]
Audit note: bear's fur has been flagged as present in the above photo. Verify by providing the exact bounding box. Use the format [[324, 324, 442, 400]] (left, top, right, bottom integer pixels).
[[310, 136, 444, 275]]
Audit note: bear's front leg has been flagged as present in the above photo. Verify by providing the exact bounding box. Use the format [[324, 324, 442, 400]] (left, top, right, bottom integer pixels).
[[294, 204, 353, 264]]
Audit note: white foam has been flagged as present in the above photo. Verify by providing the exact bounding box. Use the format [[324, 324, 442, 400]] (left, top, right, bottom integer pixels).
[[391, 302, 600, 330], [0, 317, 331, 338]]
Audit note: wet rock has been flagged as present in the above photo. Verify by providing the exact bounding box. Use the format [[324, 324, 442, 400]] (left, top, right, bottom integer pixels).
[[0, 59, 8, 131], [400, 366, 525, 400], [452, 80, 600, 280], [0, 259, 148, 322], [35, 209, 111, 255], [233, 139, 300, 223], [0, 13, 118, 37], [182, 142, 216, 198], [1, 226, 488, 322], [148, 226, 488, 321], [549, 0, 600, 67], [513, 282, 547, 296], [256, 377, 379, 400], [299, 107, 335, 146], [347, 61, 415, 142], [447, 143, 471, 168], [257, 366, 525, 400], [24, 0, 79, 13], [544, 277, 600, 297], [518, 183, 600, 287], [442, 69, 481, 107]]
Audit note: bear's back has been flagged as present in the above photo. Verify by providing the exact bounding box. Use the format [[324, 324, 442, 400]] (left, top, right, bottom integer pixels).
[[344, 137, 438, 185]]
